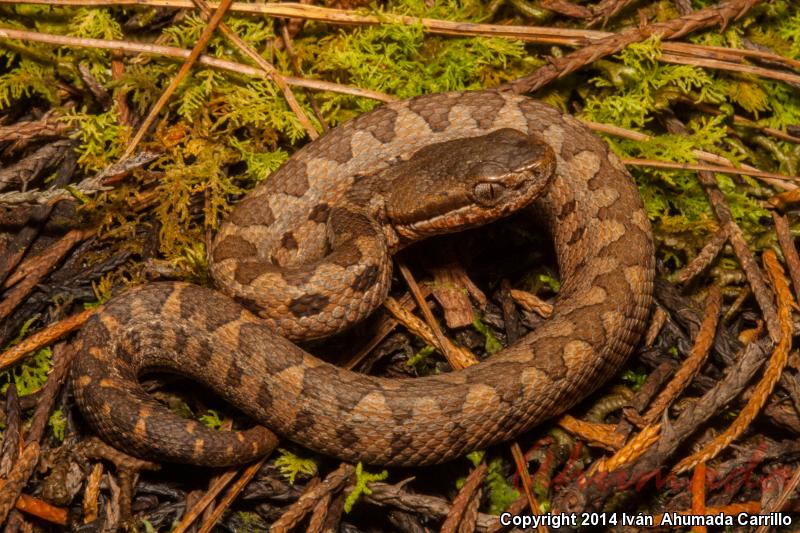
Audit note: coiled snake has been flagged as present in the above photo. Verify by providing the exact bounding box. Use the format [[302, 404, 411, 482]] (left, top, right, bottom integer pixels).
[[71, 90, 654, 466]]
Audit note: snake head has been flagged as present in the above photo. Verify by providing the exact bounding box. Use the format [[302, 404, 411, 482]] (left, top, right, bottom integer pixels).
[[387, 128, 556, 241]]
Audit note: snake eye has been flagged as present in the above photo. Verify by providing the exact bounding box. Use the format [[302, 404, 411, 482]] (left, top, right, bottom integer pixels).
[[473, 181, 506, 205]]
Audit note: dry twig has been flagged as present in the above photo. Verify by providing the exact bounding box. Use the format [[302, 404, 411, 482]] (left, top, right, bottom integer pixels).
[[122, 0, 235, 158], [440, 463, 487, 533], [503, 0, 762, 94], [672, 251, 793, 473], [642, 286, 721, 424], [270, 463, 354, 533]]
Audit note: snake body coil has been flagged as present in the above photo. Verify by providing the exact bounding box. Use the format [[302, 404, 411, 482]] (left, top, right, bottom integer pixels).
[[71, 91, 654, 466]]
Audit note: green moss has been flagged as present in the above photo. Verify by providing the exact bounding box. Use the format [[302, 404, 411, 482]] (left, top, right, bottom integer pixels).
[[274, 448, 318, 484], [344, 462, 388, 513], [473, 315, 503, 354]]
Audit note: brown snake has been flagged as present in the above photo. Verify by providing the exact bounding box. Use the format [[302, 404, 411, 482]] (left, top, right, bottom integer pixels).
[[71, 90, 654, 466]]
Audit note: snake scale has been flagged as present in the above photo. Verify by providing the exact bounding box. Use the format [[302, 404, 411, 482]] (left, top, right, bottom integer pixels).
[[71, 90, 654, 467]]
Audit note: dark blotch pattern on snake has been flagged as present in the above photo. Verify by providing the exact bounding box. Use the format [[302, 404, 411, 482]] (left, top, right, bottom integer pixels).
[[71, 91, 654, 466]]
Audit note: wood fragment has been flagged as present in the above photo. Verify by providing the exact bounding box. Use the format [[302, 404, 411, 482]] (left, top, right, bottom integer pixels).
[[0, 140, 72, 193], [0, 112, 70, 143], [456, 487, 481, 533], [558, 415, 624, 450], [76, 438, 160, 473], [768, 188, 800, 210], [643, 306, 668, 347], [428, 255, 482, 329], [621, 158, 799, 187], [0, 481, 67, 527], [26, 343, 75, 443], [82, 463, 103, 524], [498, 279, 521, 344], [306, 490, 331, 533], [587, 0, 636, 25], [509, 289, 552, 318], [755, 465, 800, 533], [539, 0, 592, 18], [395, 261, 478, 370]]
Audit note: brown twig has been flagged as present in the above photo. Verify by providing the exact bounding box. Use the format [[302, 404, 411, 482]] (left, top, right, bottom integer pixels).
[[588, 0, 637, 26], [364, 482, 498, 532], [172, 469, 238, 533], [26, 343, 74, 443], [672, 251, 793, 473], [122, 0, 235, 158], [279, 22, 328, 133], [196, 456, 269, 533], [642, 286, 721, 424], [662, 114, 780, 340], [690, 461, 707, 533], [509, 289, 553, 318], [396, 261, 478, 369], [0, 27, 393, 104], [0, 228, 93, 323], [557, 416, 623, 450], [509, 443, 546, 533], [190, 0, 319, 140], [772, 212, 800, 300], [583, 121, 794, 191], [0, 307, 94, 372], [0, 140, 72, 193], [502, 0, 761, 94], [672, 227, 728, 284], [82, 463, 103, 524], [8, 492, 67, 526], [755, 464, 800, 533], [306, 489, 331, 533], [0, 112, 70, 143], [270, 463, 354, 533], [440, 462, 487, 533], [643, 305, 668, 347], [620, 158, 799, 185], [0, 442, 40, 525]]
